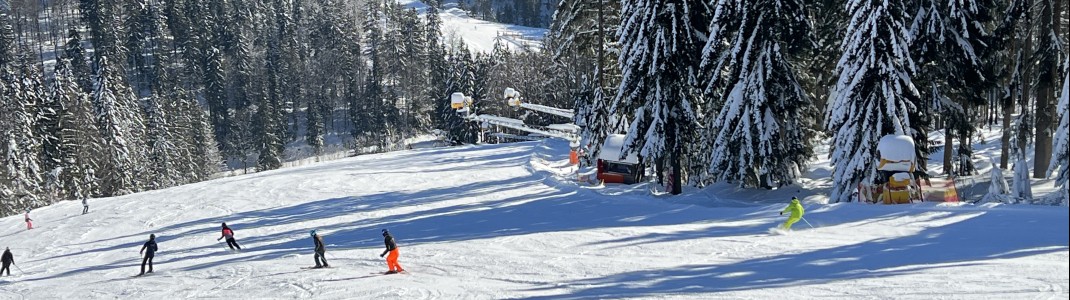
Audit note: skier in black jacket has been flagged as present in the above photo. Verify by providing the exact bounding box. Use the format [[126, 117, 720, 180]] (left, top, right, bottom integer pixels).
[[379, 229, 404, 274], [1, 248, 13, 276], [139, 234, 158, 275], [311, 230, 328, 268]]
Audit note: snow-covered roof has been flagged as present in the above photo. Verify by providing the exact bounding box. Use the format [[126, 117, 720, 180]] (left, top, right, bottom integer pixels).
[[478, 115, 526, 126], [599, 134, 639, 164], [878, 135, 915, 162], [547, 124, 580, 133]]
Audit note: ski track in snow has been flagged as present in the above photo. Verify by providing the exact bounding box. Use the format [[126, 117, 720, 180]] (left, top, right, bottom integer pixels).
[[0, 139, 1067, 299]]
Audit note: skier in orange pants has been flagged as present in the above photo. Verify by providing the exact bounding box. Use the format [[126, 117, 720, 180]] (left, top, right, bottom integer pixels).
[[379, 229, 404, 274]]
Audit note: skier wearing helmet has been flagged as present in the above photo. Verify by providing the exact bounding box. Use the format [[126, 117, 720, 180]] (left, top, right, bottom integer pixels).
[[139, 234, 158, 275], [310, 230, 328, 268], [217, 223, 242, 251], [379, 229, 404, 274], [780, 197, 805, 230]]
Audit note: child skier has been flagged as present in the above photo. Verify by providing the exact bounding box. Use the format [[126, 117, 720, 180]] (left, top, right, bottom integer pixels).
[[311, 230, 328, 268], [779, 197, 805, 230], [24, 209, 32, 230], [139, 234, 158, 275], [379, 229, 404, 274], [217, 223, 242, 251], [1, 248, 13, 276]]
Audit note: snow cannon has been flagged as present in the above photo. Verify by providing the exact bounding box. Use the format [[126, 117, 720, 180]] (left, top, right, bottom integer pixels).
[[596, 134, 642, 184], [451, 92, 471, 113], [877, 135, 916, 172], [504, 87, 522, 107], [862, 135, 923, 204]]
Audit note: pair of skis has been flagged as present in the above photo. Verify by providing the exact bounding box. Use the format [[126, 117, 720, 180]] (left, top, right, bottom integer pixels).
[[302, 265, 409, 276]]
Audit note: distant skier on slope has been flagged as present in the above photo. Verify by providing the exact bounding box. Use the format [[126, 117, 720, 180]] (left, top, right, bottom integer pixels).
[[82, 197, 89, 214], [1, 248, 13, 276], [139, 234, 158, 275], [379, 229, 404, 274], [311, 230, 328, 268], [24, 209, 33, 230], [780, 197, 805, 230], [217, 223, 242, 251]]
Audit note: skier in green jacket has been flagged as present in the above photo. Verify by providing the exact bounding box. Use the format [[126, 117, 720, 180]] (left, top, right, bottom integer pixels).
[[780, 197, 805, 230]]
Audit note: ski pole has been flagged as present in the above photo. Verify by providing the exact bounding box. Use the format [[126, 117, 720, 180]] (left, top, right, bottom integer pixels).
[[801, 217, 815, 229], [13, 263, 25, 273]]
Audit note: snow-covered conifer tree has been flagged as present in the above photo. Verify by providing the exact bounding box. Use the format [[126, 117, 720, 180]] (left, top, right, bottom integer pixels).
[[549, 0, 622, 164], [1010, 103, 1033, 203], [144, 95, 179, 189], [51, 59, 102, 200], [613, 0, 709, 195], [701, 0, 815, 187], [981, 158, 1013, 203], [826, 0, 924, 203], [1, 50, 44, 211], [91, 56, 146, 196], [1049, 56, 1069, 202]]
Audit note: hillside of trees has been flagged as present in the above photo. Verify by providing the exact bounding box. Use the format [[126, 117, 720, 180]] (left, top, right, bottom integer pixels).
[[2, 0, 1067, 213], [0, 0, 570, 214]]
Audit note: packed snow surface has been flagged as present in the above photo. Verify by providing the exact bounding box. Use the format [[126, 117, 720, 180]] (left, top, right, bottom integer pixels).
[[1, 140, 1066, 299]]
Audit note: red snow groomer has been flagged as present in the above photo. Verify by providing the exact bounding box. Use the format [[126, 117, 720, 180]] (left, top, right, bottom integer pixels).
[[597, 134, 642, 184]]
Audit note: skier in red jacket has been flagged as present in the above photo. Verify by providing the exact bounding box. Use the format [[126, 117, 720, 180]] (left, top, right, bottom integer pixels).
[[217, 223, 242, 250]]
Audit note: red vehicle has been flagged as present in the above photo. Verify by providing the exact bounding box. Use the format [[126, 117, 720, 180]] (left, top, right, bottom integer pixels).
[[596, 135, 642, 184]]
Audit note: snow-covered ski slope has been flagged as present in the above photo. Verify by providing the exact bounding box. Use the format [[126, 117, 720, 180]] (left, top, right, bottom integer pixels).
[[397, 0, 547, 53], [1, 139, 1066, 299]]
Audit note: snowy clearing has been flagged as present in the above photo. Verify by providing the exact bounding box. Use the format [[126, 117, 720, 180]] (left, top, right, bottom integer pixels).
[[397, 0, 547, 52]]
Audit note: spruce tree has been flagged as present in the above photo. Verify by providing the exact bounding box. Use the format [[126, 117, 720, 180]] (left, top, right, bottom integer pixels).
[[441, 42, 480, 145], [37, 63, 67, 194], [426, 2, 452, 132], [913, 0, 997, 176], [826, 0, 925, 203], [701, 0, 815, 188], [91, 56, 146, 196], [51, 58, 103, 200], [613, 0, 710, 195], [255, 90, 284, 171], [144, 94, 179, 189], [1051, 56, 1069, 191], [1, 49, 45, 211], [64, 29, 94, 94], [548, 0, 621, 165]]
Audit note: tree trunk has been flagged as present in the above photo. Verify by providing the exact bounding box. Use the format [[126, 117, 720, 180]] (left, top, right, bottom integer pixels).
[[667, 116, 682, 195], [1034, 0, 1056, 178], [1021, 5, 1033, 159], [958, 128, 972, 175], [1001, 32, 1021, 170], [944, 126, 954, 175], [655, 155, 664, 185]]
